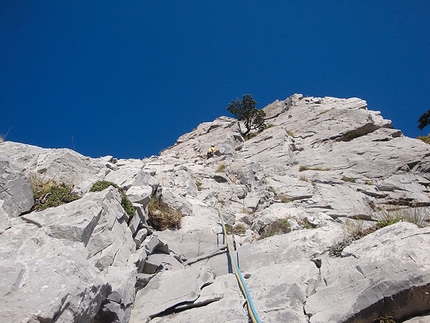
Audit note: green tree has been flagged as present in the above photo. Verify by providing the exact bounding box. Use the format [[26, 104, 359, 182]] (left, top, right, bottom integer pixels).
[[226, 94, 266, 138], [418, 110, 430, 131]]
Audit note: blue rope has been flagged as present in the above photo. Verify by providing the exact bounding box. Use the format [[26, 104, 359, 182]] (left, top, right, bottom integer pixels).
[[218, 210, 261, 323]]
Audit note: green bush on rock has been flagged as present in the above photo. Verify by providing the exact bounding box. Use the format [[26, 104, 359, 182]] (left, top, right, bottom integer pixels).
[[259, 218, 291, 239], [89, 180, 135, 217], [31, 177, 81, 211]]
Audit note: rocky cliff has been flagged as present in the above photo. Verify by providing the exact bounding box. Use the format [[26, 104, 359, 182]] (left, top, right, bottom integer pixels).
[[1, 94, 430, 323]]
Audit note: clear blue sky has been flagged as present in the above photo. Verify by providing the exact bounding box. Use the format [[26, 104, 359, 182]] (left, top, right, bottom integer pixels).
[[1, 1, 429, 158]]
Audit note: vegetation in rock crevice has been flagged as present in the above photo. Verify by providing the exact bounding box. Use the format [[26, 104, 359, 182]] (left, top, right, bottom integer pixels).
[[373, 314, 396, 323], [147, 196, 182, 231], [259, 218, 291, 239], [417, 135, 430, 144], [268, 187, 293, 203], [225, 223, 246, 235], [375, 208, 426, 228], [216, 163, 226, 173], [329, 207, 427, 257], [299, 165, 331, 172], [31, 177, 81, 211], [89, 180, 135, 217], [341, 176, 357, 183], [195, 181, 203, 191]]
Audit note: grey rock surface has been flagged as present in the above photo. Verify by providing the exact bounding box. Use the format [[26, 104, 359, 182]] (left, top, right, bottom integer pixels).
[[1, 94, 430, 322], [0, 155, 33, 218], [0, 222, 110, 323]]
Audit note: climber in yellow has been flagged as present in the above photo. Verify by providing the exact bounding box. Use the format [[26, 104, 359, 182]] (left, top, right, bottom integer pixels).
[[207, 144, 218, 159]]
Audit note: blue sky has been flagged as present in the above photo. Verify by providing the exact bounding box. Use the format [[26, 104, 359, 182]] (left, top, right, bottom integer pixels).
[[1, 1, 429, 159]]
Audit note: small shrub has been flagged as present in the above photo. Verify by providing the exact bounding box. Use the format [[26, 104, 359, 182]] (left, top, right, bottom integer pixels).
[[364, 180, 373, 185], [315, 166, 331, 171], [330, 206, 427, 257], [299, 165, 331, 172], [329, 236, 356, 257], [147, 196, 182, 230], [345, 219, 377, 238], [244, 131, 259, 140], [259, 218, 291, 239], [216, 163, 226, 173], [265, 123, 275, 129], [300, 217, 316, 229], [286, 130, 294, 137], [90, 180, 135, 217], [402, 208, 427, 227], [417, 135, 430, 144], [318, 109, 331, 115], [373, 315, 396, 323], [376, 212, 401, 229], [299, 175, 308, 182], [375, 208, 426, 229], [278, 218, 291, 227], [32, 177, 81, 211], [225, 223, 246, 235], [342, 176, 357, 183], [196, 181, 203, 191], [279, 195, 293, 203]]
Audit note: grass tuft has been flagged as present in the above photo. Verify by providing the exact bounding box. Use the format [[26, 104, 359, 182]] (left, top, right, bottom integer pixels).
[[147, 196, 182, 231], [259, 218, 291, 239], [376, 208, 426, 228], [342, 176, 357, 183], [216, 163, 227, 172], [225, 223, 246, 235], [31, 177, 81, 211], [373, 315, 396, 323], [286, 130, 294, 137], [417, 135, 430, 144], [299, 165, 331, 172], [330, 207, 426, 257]]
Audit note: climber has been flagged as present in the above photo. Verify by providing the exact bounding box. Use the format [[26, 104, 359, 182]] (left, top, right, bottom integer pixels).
[[207, 144, 218, 159]]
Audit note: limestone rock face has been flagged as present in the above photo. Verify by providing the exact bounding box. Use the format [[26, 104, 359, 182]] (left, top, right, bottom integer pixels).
[[305, 222, 430, 323], [0, 222, 110, 323], [0, 155, 33, 219], [1, 94, 430, 322]]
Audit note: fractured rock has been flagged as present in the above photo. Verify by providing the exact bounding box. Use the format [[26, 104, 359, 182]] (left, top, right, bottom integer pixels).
[[130, 265, 217, 322]]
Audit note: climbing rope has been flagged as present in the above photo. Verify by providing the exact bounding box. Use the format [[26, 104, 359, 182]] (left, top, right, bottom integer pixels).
[[218, 210, 261, 323]]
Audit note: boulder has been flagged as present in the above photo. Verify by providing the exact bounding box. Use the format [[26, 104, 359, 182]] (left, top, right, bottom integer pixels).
[[0, 223, 109, 323], [22, 187, 136, 271], [305, 222, 430, 323], [0, 141, 109, 193], [148, 274, 248, 323], [160, 187, 193, 216], [126, 185, 153, 206], [0, 155, 33, 217], [130, 265, 224, 322], [95, 266, 137, 323]]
